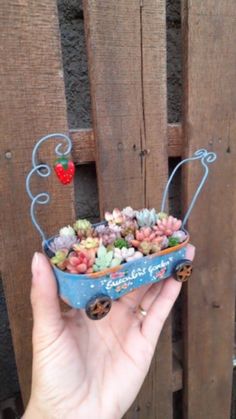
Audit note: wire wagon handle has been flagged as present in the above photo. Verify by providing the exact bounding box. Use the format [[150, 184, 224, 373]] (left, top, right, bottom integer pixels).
[[26, 133, 73, 245], [161, 149, 217, 227], [26, 136, 217, 243]]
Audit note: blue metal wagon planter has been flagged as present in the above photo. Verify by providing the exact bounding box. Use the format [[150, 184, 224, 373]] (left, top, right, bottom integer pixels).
[[26, 134, 217, 320]]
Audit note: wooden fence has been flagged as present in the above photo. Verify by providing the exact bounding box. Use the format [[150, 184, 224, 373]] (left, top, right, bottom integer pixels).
[[0, 1, 235, 418]]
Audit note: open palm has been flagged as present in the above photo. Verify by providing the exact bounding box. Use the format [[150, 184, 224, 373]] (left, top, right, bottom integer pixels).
[[24, 245, 194, 419]]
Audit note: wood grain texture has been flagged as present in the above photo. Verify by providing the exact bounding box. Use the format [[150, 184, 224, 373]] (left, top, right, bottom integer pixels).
[[70, 128, 95, 164], [70, 123, 183, 165], [182, 1, 236, 418], [167, 123, 183, 157], [83, 1, 172, 417], [0, 0, 74, 404]]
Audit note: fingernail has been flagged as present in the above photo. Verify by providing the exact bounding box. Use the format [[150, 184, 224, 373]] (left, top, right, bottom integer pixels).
[[32, 252, 39, 275]]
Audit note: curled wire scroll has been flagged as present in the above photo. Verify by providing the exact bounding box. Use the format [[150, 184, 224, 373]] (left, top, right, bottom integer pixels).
[[26, 133, 72, 244], [161, 149, 217, 227]]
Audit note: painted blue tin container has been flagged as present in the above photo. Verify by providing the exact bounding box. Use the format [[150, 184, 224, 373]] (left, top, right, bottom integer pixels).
[[26, 134, 217, 319], [44, 234, 190, 310]]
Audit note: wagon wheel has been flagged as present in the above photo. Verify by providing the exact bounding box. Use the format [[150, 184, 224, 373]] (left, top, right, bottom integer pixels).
[[174, 259, 193, 282], [85, 295, 112, 320]]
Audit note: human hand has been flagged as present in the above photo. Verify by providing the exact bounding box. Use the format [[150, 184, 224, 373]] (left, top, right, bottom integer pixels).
[[23, 245, 195, 419]]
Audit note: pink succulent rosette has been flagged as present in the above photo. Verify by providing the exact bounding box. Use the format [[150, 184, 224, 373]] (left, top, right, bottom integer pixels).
[[153, 215, 182, 236]]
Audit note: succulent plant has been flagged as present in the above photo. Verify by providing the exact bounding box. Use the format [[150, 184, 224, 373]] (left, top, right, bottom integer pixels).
[[114, 238, 129, 249], [59, 225, 76, 238], [124, 233, 135, 245], [105, 208, 124, 225], [154, 215, 182, 236], [107, 223, 122, 237], [95, 225, 120, 246], [168, 237, 180, 247], [114, 247, 143, 262], [66, 249, 96, 274], [114, 246, 133, 261], [51, 250, 68, 270], [138, 241, 153, 255], [74, 237, 100, 250], [160, 235, 169, 249], [52, 206, 187, 275], [73, 219, 93, 239], [138, 240, 162, 255], [93, 245, 122, 272], [157, 212, 168, 221], [120, 218, 138, 237], [131, 227, 164, 252], [151, 243, 162, 253], [135, 208, 157, 227], [126, 251, 143, 262], [135, 227, 156, 242], [171, 230, 187, 243], [50, 235, 77, 253], [122, 206, 136, 219]]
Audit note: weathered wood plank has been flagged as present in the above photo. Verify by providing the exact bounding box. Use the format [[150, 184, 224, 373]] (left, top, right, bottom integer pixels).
[[0, 0, 74, 404], [182, 1, 236, 418], [70, 123, 183, 165], [167, 123, 183, 157], [83, 0, 172, 417], [70, 128, 95, 164]]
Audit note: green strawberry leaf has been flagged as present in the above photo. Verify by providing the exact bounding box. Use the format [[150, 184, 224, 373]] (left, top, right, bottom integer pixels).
[[54, 156, 69, 170]]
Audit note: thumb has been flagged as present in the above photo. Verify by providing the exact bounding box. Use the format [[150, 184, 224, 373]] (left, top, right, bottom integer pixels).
[[31, 252, 63, 347]]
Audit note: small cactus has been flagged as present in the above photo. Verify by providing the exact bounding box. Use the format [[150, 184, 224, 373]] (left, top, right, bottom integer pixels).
[[93, 245, 121, 272], [135, 208, 157, 227]]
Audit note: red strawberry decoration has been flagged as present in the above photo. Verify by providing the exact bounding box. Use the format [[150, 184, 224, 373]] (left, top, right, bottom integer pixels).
[[54, 156, 75, 185]]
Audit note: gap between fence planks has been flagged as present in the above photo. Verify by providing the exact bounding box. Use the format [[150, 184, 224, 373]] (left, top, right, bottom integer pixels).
[[83, 1, 173, 418], [182, 1, 236, 418], [0, 0, 74, 405], [70, 123, 183, 165]]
